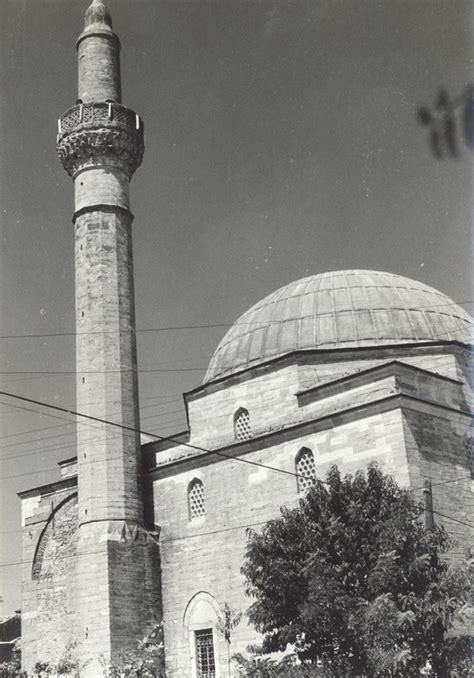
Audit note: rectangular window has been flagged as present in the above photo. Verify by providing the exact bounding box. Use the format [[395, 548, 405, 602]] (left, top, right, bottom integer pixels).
[[195, 628, 216, 678]]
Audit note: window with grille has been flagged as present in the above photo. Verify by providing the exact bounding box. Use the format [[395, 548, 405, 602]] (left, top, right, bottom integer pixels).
[[296, 447, 316, 493], [234, 407, 252, 441], [188, 479, 205, 520], [194, 629, 216, 678]]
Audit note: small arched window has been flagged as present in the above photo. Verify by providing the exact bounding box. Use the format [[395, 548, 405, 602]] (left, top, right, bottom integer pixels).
[[296, 447, 316, 493], [188, 478, 205, 520], [234, 407, 252, 441]]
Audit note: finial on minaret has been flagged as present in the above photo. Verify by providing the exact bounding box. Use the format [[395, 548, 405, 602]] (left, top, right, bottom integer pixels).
[[85, 0, 112, 28]]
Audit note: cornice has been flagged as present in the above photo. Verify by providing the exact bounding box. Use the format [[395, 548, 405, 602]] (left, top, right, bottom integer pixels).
[[187, 341, 472, 402], [17, 475, 77, 500]]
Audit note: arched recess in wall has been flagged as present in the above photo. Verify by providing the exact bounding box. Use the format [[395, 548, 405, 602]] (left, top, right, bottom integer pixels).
[[295, 447, 316, 493], [183, 591, 221, 678], [31, 492, 78, 580]]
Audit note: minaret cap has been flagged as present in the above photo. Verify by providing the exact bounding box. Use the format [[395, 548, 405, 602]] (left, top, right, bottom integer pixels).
[[85, 0, 112, 28]]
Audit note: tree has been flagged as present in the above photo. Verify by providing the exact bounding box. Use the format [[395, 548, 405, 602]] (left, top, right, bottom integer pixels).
[[232, 652, 330, 677], [101, 621, 166, 677], [0, 655, 26, 678], [241, 464, 471, 677], [216, 602, 242, 677], [0, 639, 25, 678], [0, 663, 26, 678]]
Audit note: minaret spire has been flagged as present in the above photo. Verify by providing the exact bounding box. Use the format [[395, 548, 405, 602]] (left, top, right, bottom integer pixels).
[[55, 2, 160, 674]]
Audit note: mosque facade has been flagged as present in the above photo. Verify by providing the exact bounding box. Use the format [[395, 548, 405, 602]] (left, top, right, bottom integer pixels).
[[18, 2, 473, 677]]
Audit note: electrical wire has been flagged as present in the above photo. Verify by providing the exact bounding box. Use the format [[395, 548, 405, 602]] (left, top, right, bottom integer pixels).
[[0, 321, 471, 376], [0, 377, 307, 458], [0, 406, 184, 452], [1, 392, 473, 488], [1, 506, 473, 568], [0, 377, 297, 452], [431, 510, 474, 529], [0, 390, 322, 485], [0, 299, 472, 340], [0, 395, 182, 442], [410, 475, 472, 492]]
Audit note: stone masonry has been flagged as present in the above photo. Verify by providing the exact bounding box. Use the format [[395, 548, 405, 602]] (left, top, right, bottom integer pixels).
[[144, 343, 472, 676]]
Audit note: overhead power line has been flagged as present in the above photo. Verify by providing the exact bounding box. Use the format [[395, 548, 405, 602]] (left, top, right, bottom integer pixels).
[[410, 475, 473, 492], [0, 519, 272, 567], [0, 379, 294, 449], [0, 406, 184, 452], [0, 399, 186, 461], [0, 323, 471, 377], [1, 387, 473, 489], [2, 390, 473, 500], [432, 510, 474, 529], [0, 367, 205, 375], [1, 505, 473, 568], [0, 390, 321, 485], [0, 417, 186, 462], [0, 298, 472, 340], [0, 395, 182, 442]]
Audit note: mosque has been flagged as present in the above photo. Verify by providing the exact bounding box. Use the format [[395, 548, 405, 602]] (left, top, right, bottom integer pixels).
[[18, 1, 473, 677]]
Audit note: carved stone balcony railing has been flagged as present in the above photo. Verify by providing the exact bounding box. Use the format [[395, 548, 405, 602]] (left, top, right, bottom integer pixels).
[[57, 102, 143, 140], [57, 102, 144, 178]]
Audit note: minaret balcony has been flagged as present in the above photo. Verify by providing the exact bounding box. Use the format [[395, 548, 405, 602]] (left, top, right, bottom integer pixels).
[[57, 102, 144, 178], [57, 102, 143, 141]]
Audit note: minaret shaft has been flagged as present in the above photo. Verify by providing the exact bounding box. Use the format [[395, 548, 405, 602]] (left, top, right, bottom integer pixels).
[[74, 207, 141, 524], [56, 3, 160, 673], [58, 18, 143, 526]]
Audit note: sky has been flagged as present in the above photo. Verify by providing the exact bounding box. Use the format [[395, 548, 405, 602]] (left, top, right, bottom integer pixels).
[[0, 0, 472, 616]]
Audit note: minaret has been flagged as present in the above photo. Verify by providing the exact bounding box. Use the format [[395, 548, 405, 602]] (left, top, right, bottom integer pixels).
[[57, 1, 160, 672]]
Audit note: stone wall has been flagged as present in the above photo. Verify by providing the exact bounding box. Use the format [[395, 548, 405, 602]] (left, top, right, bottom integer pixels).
[[402, 407, 472, 557], [21, 488, 78, 673], [151, 345, 472, 676], [153, 405, 410, 676]]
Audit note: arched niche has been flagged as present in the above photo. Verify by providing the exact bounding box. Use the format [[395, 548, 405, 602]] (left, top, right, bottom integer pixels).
[[32, 493, 78, 580], [183, 591, 221, 678]]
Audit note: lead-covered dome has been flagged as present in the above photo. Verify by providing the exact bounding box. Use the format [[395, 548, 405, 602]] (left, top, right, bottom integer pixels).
[[204, 270, 472, 383]]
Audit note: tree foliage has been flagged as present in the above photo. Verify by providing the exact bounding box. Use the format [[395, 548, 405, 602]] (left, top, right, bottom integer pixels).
[[0, 640, 26, 678], [102, 622, 166, 678], [241, 464, 471, 676], [232, 652, 328, 677]]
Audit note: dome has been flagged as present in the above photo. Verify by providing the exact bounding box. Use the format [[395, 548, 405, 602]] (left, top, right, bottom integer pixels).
[[204, 270, 472, 383]]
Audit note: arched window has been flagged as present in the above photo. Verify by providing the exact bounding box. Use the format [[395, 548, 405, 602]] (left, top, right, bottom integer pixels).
[[295, 447, 316, 493], [188, 479, 205, 520], [234, 407, 252, 441], [184, 592, 221, 678]]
